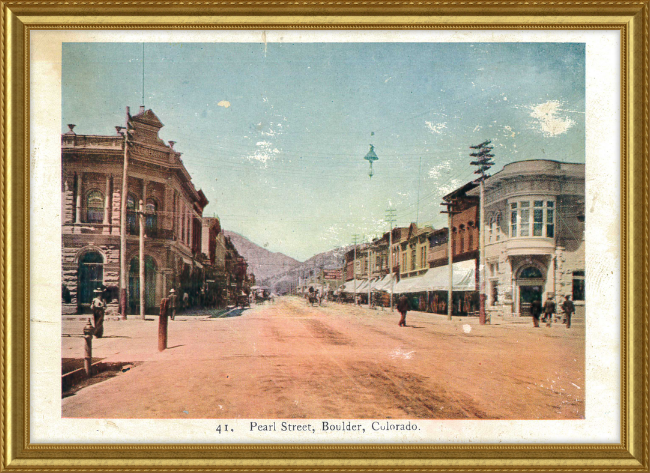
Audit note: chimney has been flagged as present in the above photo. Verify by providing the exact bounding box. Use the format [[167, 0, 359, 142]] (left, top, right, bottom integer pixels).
[[139, 106, 145, 114], [168, 141, 175, 149]]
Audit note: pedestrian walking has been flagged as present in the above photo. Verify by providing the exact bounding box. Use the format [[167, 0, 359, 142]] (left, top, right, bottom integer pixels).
[[90, 288, 105, 338], [396, 294, 409, 327], [530, 297, 542, 327], [542, 294, 556, 327], [562, 294, 576, 328], [182, 291, 189, 310], [169, 288, 177, 321]]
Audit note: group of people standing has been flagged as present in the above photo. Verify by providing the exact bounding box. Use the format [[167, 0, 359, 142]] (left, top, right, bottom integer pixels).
[[530, 294, 575, 328]]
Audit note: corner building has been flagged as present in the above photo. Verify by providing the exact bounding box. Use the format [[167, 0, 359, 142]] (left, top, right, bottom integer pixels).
[[466, 160, 585, 318], [61, 107, 208, 315]]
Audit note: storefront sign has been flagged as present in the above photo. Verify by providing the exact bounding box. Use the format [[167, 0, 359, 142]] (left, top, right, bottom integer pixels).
[[323, 269, 342, 280]]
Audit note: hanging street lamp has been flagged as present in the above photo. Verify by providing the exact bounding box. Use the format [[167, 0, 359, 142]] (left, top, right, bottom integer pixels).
[[364, 144, 379, 179]]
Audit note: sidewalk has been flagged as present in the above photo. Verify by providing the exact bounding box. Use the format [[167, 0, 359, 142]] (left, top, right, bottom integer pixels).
[[333, 302, 584, 326]]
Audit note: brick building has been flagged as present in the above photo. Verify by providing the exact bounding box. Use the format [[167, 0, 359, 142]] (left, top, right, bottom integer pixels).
[[61, 106, 209, 315], [431, 182, 480, 270], [397, 223, 434, 280]]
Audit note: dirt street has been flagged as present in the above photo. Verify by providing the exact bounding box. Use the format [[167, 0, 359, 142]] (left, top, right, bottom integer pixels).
[[62, 297, 584, 419]]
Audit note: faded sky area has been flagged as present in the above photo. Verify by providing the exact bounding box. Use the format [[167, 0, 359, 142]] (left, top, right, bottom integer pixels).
[[62, 42, 585, 261]]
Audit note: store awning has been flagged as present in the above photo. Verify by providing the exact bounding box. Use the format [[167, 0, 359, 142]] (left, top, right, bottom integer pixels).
[[372, 274, 395, 293], [339, 279, 365, 293], [356, 280, 370, 293], [393, 260, 476, 294]]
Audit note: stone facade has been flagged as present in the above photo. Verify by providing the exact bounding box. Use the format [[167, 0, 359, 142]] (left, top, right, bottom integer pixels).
[[61, 107, 209, 315], [466, 160, 585, 318]]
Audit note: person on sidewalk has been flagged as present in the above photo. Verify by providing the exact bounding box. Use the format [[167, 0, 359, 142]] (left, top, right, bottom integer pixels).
[[562, 294, 576, 329], [542, 294, 556, 328], [397, 295, 409, 327], [182, 291, 189, 310], [530, 297, 542, 328], [90, 288, 105, 338], [169, 288, 177, 321]]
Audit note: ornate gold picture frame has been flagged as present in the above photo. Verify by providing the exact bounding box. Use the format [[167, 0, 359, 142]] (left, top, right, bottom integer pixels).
[[2, 1, 649, 470]]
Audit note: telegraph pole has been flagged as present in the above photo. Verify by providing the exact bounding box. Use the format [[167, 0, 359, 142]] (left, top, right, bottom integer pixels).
[[118, 107, 133, 320], [367, 246, 372, 308], [441, 199, 460, 321], [416, 156, 422, 225], [351, 234, 359, 303], [138, 199, 146, 320], [470, 140, 495, 325], [385, 208, 397, 311]]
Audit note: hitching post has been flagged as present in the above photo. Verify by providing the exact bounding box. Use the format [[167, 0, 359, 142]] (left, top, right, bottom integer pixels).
[[83, 319, 94, 377], [158, 297, 169, 352]]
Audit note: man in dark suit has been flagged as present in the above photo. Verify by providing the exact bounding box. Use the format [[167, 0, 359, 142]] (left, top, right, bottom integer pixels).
[[396, 295, 409, 327], [562, 294, 576, 329], [542, 294, 556, 328], [530, 298, 542, 327]]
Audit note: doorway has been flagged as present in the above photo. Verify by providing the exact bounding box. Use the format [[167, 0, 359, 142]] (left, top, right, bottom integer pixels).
[[519, 285, 542, 316]]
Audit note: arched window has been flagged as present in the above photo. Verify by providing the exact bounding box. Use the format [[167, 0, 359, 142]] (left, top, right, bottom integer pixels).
[[86, 190, 104, 223], [468, 222, 475, 248], [495, 212, 502, 241], [126, 193, 138, 235], [78, 252, 103, 304], [452, 227, 458, 255], [145, 199, 158, 236], [519, 266, 543, 279], [459, 225, 466, 253]]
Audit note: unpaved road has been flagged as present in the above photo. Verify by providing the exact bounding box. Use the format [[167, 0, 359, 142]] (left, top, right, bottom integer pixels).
[[62, 297, 584, 419]]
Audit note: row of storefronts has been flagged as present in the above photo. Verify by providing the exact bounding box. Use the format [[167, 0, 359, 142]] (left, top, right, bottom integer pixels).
[[339, 159, 585, 317], [61, 107, 250, 315]]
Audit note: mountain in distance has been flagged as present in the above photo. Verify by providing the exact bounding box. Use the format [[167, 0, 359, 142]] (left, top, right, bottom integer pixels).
[[262, 245, 351, 295], [223, 230, 350, 294], [223, 231, 300, 282]]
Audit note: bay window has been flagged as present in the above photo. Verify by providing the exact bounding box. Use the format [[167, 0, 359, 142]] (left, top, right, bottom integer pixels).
[[509, 198, 555, 238]]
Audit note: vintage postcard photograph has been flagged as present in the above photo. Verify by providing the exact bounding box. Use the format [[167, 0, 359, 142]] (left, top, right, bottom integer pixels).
[[27, 29, 620, 445], [60, 39, 585, 418]]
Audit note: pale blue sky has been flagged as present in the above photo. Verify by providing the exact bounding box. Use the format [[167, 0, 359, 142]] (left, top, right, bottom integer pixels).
[[63, 42, 585, 261]]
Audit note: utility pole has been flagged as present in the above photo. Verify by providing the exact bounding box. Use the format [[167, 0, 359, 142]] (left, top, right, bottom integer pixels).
[[118, 107, 133, 320], [351, 234, 359, 303], [416, 156, 422, 225], [441, 199, 460, 321], [470, 140, 495, 325], [385, 208, 397, 311], [367, 246, 372, 308], [138, 199, 146, 320]]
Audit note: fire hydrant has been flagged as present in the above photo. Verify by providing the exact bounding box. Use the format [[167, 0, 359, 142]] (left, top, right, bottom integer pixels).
[[83, 319, 94, 377]]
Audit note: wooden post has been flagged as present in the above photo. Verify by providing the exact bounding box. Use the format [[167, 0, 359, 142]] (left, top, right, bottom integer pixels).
[[139, 199, 145, 320], [158, 297, 169, 352], [478, 179, 485, 325], [83, 319, 94, 377], [119, 108, 129, 319], [448, 213, 453, 321]]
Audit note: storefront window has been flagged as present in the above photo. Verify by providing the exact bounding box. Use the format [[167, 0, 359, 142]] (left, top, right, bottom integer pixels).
[[572, 270, 585, 301]]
